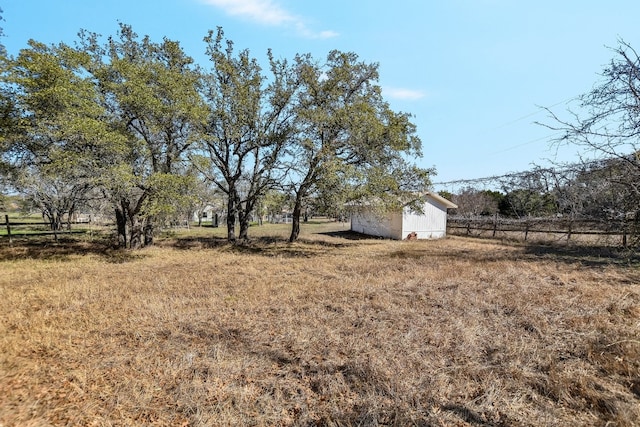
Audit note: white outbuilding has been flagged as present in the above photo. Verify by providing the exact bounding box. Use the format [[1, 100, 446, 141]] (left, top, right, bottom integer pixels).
[[350, 192, 458, 240]]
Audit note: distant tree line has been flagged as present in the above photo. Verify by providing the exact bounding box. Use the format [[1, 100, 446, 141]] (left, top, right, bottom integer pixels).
[[442, 157, 632, 216], [0, 24, 431, 248], [440, 154, 639, 246]]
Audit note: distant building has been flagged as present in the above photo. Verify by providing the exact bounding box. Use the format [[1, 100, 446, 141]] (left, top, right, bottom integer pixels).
[[350, 193, 458, 240], [193, 205, 222, 226]]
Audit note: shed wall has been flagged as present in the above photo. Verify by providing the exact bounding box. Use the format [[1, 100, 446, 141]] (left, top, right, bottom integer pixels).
[[351, 197, 451, 240], [350, 211, 403, 239], [401, 198, 448, 239]]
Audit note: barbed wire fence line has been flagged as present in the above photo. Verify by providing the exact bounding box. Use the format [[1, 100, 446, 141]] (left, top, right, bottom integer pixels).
[[431, 158, 607, 193], [430, 157, 639, 248]]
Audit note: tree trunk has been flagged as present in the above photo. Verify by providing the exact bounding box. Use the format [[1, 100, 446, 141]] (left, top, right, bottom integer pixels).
[[226, 194, 237, 242], [115, 202, 128, 248], [238, 199, 257, 241], [288, 198, 303, 243], [238, 207, 250, 241], [46, 213, 55, 231], [129, 215, 143, 249], [52, 211, 63, 231], [45, 206, 63, 231], [144, 216, 154, 246], [115, 208, 127, 248]]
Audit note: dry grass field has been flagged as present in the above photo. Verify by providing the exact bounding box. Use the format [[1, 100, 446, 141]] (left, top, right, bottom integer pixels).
[[1, 220, 639, 426]]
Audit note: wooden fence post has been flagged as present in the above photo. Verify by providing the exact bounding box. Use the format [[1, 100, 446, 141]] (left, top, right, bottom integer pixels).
[[5, 215, 11, 244], [493, 213, 498, 237]]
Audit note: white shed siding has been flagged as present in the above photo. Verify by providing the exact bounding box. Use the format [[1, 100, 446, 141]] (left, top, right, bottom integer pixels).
[[389, 213, 403, 240], [401, 198, 448, 239], [350, 193, 456, 240], [351, 211, 402, 239]]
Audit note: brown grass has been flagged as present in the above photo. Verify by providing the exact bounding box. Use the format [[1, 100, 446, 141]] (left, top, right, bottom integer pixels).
[[1, 221, 639, 426]]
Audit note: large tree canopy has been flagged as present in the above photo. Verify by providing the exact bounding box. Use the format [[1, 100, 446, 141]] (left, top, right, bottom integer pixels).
[[8, 40, 125, 230], [285, 50, 431, 242], [199, 28, 297, 241], [79, 24, 207, 247], [0, 24, 434, 247]]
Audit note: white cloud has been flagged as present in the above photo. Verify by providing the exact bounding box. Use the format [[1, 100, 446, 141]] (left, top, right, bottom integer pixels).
[[318, 30, 340, 39], [384, 87, 427, 101], [201, 0, 338, 39], [295, 23, 340, 40], [202, 0, 293, 26]]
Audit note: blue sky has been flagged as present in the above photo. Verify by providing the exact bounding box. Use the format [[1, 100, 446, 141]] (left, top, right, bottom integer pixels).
[[3, 1, 640, 187]]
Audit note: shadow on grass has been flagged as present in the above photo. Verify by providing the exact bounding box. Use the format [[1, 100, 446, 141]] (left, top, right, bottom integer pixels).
[[318, 230, 382, 241], [522, 243, 640, 267], [4, 230, 638, 271], [0, 230, 373, 262], [0, 237, 147, 264], [168, 233, 359, 258], [441, 404, 506, 426], [387, 237, 640, 271]]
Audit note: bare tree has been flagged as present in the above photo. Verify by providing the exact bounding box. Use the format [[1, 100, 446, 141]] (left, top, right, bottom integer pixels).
[[452, 187, 503, 217], [540, 39, 640, 244]]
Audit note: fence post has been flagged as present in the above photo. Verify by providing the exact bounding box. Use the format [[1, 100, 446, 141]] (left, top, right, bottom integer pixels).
[[493, 213, 498, 237], [524, 221, 529, 241], [5, 215, 11, 244]]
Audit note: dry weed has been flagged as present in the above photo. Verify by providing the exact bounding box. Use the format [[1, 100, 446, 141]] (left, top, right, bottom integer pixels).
[[1, 224, 638, 426]]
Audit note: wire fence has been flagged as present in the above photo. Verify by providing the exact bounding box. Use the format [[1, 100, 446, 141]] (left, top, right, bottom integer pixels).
[[1, 215, 92, 244]]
